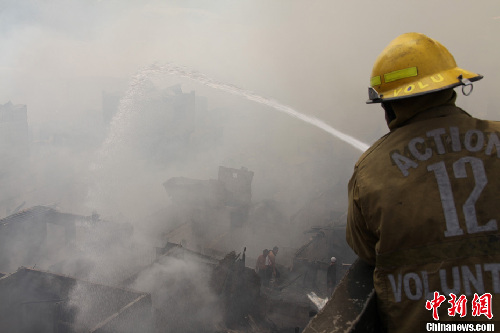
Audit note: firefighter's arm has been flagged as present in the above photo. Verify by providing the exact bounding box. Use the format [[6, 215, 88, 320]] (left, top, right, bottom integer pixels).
[[346, 171, 377, 266]]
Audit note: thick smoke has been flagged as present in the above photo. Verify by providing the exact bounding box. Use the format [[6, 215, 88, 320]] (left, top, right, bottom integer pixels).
[[130, 256, 222, 332], [0, 0, 499, 331]]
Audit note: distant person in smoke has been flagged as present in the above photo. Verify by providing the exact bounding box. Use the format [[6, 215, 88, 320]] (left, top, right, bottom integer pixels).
[[346, 32, 500, 332], [265, 246, 279, 285], [326, 257, 337, 297], [255, 249, 269, 284]]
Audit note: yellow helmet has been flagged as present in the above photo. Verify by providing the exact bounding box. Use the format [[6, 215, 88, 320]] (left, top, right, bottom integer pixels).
[[367, 32, 483, 104]]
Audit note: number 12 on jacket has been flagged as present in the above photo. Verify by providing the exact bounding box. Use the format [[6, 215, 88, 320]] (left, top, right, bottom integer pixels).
[[428, 156, 498, 237]]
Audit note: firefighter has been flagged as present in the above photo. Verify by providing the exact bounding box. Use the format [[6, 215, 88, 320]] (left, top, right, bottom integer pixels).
[[265, 246, 280, 285], [346, 32, 500, 332], [255, 249, 269, 284], [326, 257, 337, 297]]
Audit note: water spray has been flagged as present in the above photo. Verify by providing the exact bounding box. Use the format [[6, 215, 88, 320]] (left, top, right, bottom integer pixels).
[[146, 63, 370, 152], [92, 63, 370, 213]]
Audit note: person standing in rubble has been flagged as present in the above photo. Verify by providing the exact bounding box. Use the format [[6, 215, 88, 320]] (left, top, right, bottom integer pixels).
[[326, 257, 337, 297], [346, 32, 500, 332], [255, 249, 269, 284], [265, 246, 279, 285]]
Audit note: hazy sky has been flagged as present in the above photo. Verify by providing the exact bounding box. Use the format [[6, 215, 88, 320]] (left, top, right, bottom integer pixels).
[[1, 0, 499, 217], [2, 1, 499, 136]]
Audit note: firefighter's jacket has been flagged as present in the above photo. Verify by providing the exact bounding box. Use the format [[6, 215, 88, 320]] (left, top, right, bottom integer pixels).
[[347, 103, 500, 332]]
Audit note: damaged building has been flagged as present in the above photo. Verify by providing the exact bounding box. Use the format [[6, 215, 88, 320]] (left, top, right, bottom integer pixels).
[[0, 88, 359, 332], [0, 206, 154, 284], [142, 242, 313, 332], [163, 166, 254, 255], [0, 102, 30, 216], [160, 166, 357, 332], [0, 206, 82, 273], [130, 243, 266, 332], [0, 188, 359, 332], [0, 267, 153, 333], [0, 101, 29, 165], [0, 165, 358, 333]]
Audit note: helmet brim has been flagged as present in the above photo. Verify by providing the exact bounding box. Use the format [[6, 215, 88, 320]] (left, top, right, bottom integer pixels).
[[367, 69, 483, 104]]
